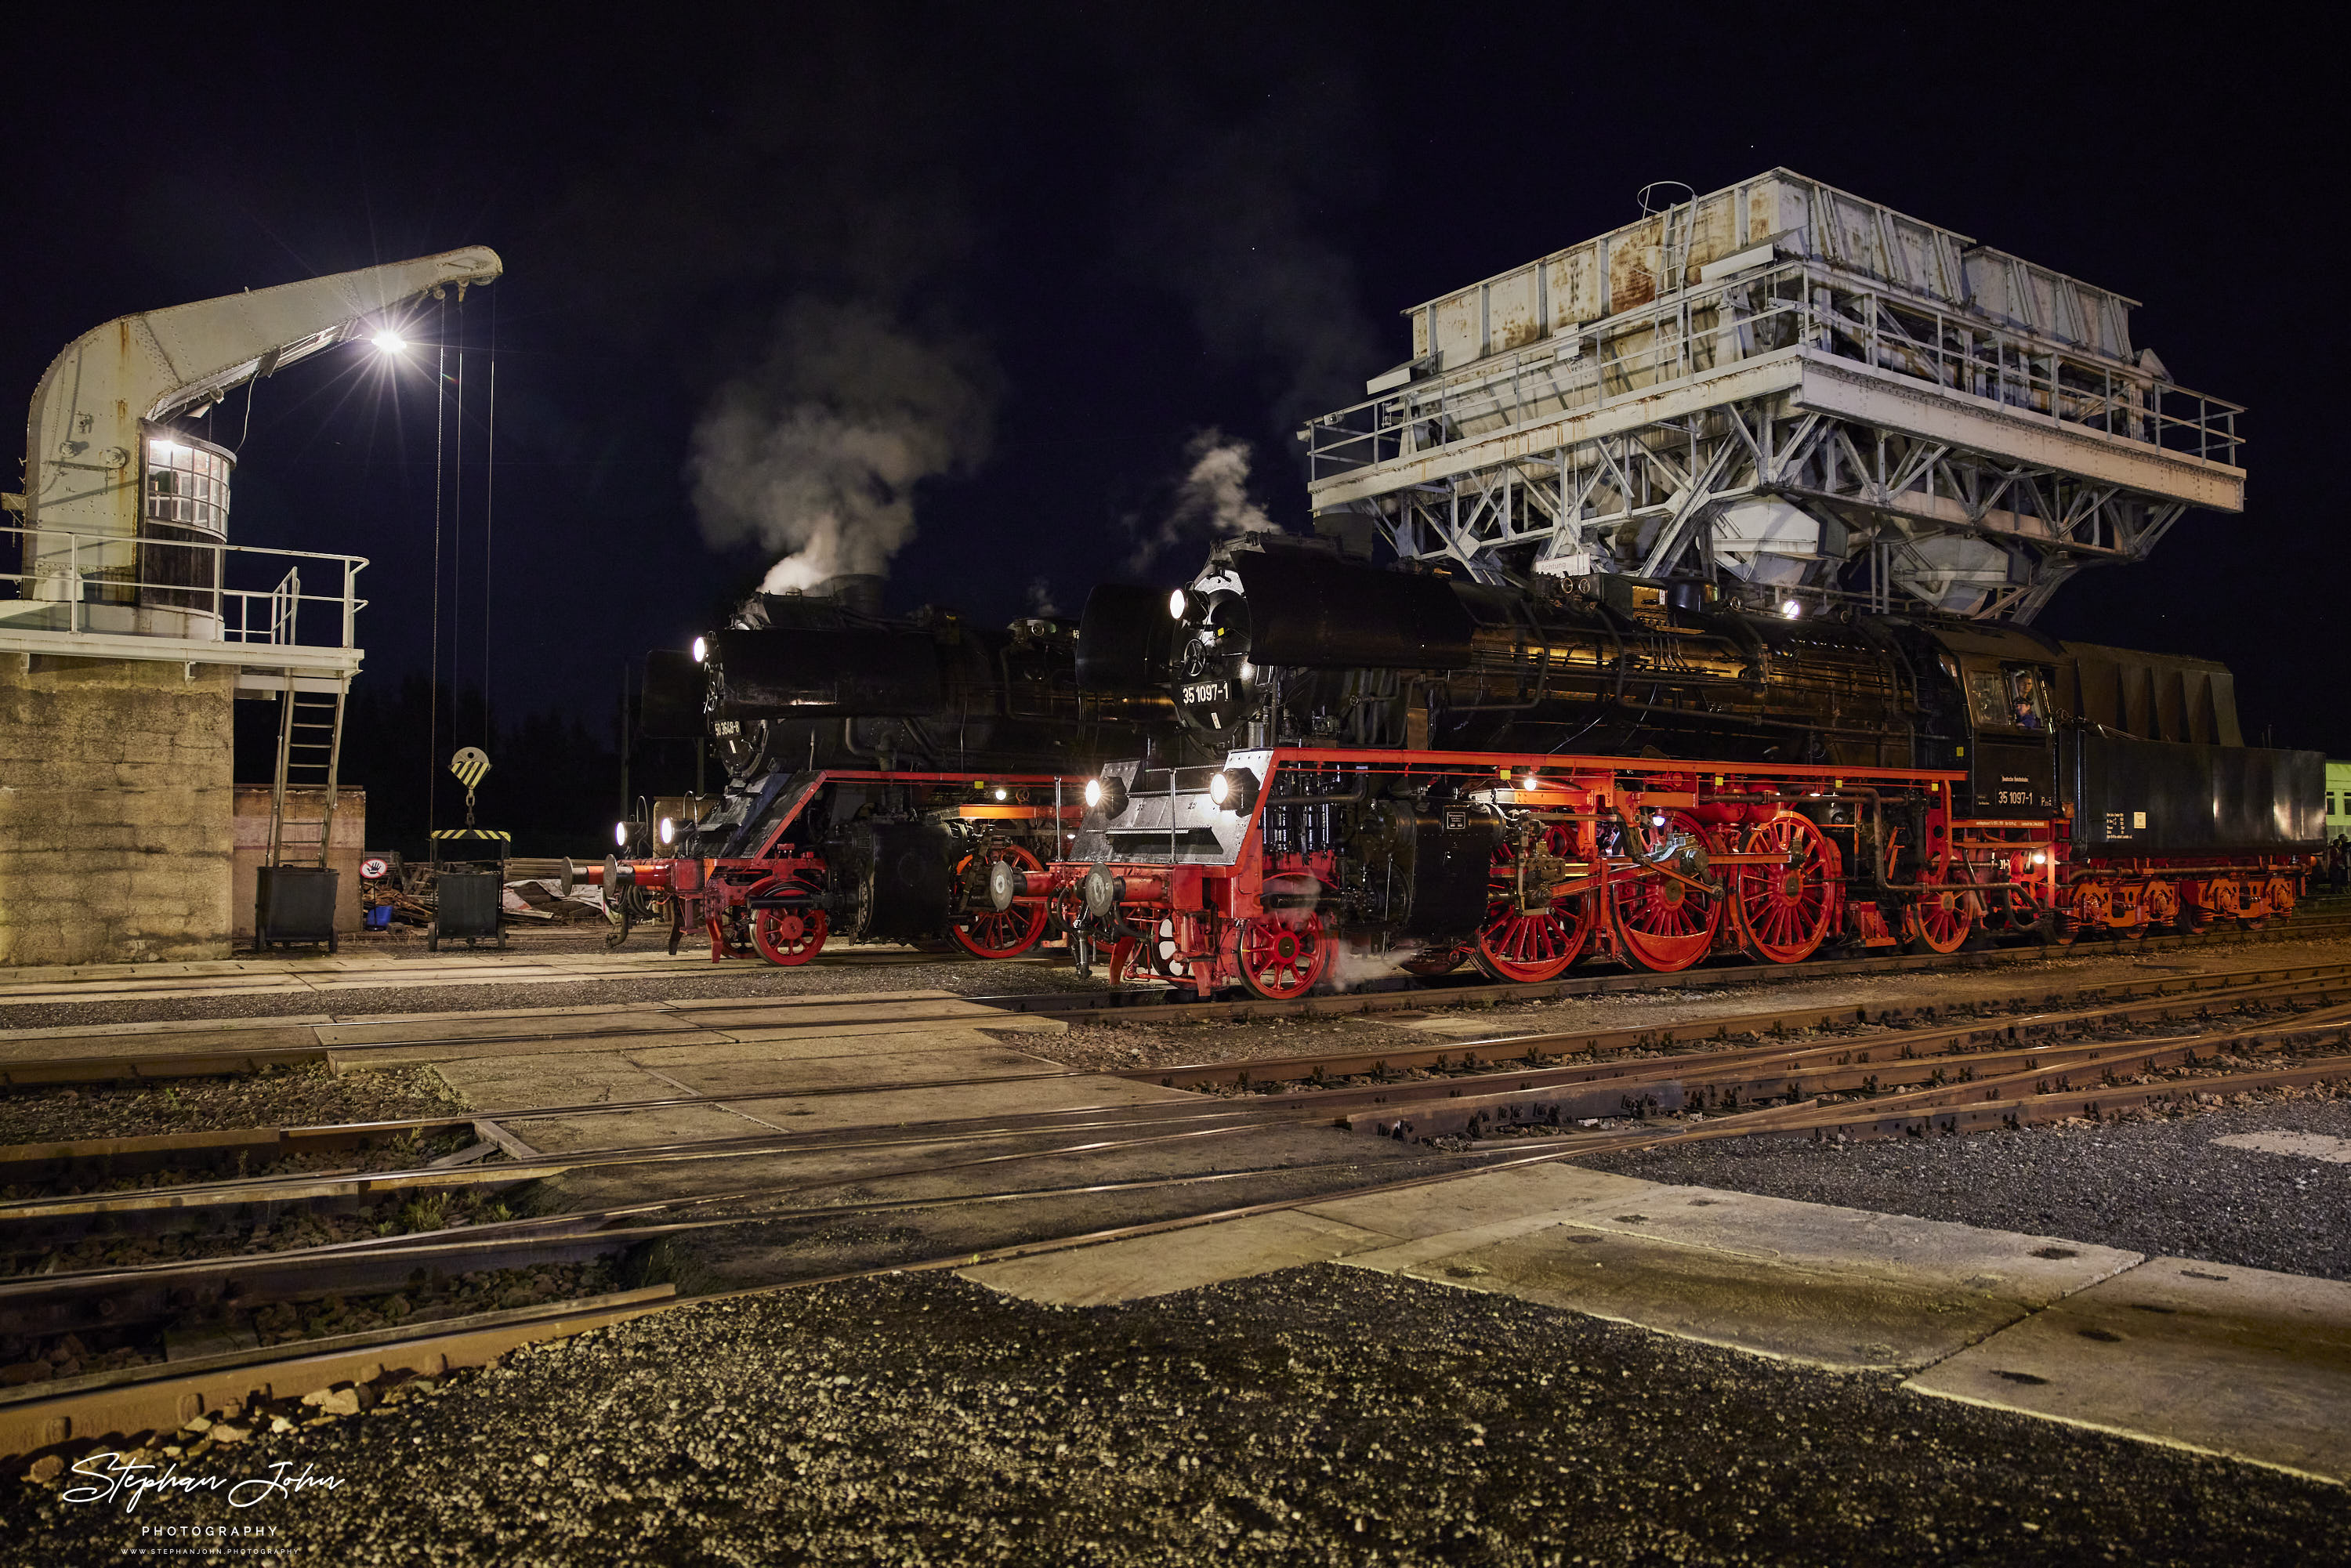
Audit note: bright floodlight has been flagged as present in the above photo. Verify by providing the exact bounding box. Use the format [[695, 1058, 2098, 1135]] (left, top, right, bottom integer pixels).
[[372, 329, 407, 355], [1521, 773, 1539, 791], [994, 787, 1009, 802], [1168, 589, 1188, 620], [691, 636, 708, 664], [1781, 599, 1802, 618], [1084, 778, 1104, 807]]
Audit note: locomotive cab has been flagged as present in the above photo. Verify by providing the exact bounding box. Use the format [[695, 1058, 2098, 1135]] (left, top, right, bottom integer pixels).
[[1910, 625, 2063, 815]]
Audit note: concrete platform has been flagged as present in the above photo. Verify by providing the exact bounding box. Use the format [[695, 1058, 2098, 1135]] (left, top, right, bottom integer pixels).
[[965, 1159, 2351, 1484], [968, 1166, 2135, 1370], [1909, 1257, 2351, 1483], [0, 947, 1062, 1005], [0, 987, 1062, 1074]]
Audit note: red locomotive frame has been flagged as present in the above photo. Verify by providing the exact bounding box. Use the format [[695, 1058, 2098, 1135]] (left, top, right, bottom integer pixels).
[[1028, 746, 2309, 1000], [585, 770, 1080, 965]]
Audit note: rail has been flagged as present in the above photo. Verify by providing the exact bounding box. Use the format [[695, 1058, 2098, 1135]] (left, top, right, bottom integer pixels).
[[0, 523, 368, 656], [1303, 257, 2245, 480]]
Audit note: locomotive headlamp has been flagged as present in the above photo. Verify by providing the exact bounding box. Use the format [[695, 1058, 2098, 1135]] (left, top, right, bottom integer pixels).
[[691, 636, 708, 664], [1086, 776, 1129, 817], [1521, 773, 1539, 791], [371, 329, 407, 355], [1084, 778, 1103, 807], [657, 817, 676, 846], [1780, 599, 1802, 618], [1208, 772, 1231, 806], [994, 787, 1009, 802], [1168, 589, 1189, 620], [614, 821, 629, 848]]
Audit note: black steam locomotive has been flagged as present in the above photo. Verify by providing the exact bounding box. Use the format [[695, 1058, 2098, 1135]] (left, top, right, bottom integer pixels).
[[1054, 535, 2320, 995], [612, 574, 1168, 962]]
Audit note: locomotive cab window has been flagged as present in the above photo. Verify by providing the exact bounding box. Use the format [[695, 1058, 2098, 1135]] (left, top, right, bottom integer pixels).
[[2005, 668, 2047, 732], [1965, 665, 2049, 732]]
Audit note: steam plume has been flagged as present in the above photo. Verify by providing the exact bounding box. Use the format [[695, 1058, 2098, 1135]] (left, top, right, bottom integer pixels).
[[1127, 429, 1280, 571], [687, 301, 994, 592]]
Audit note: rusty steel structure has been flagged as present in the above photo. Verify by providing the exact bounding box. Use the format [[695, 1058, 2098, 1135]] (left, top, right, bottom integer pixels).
[[1303, 170, 2242, 621]]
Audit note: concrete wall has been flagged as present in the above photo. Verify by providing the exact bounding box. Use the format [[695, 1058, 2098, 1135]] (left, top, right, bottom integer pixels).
[[0, 654, 237, 965], [231, 787, 369, 939]]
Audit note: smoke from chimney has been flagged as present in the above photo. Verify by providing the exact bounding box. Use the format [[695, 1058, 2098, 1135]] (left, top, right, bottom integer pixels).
[[1125, 429, 1281, 571], [686, 300, 995, 594]]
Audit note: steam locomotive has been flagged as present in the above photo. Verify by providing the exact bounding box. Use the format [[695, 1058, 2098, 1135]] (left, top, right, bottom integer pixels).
[[600, 574, 1167, 961], [1039, 534, 2320, 995]]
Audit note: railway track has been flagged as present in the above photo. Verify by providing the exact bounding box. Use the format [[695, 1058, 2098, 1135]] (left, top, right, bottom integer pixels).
[[2, 911, 2347, 1091], [9, 951, 2351, 1462], [982, 911, 2351, 1025]]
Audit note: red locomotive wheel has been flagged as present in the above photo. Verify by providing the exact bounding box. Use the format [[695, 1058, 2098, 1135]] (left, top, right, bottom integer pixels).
[[1233, 912, 1329, 1000], [1903, 861, 1980, 954], [950, 843, 1049, 960], [1473, 827, 1593, 983], [747, 872, 828, 967], [1733, 812, 1836, 965], [1610, 809, 1722, 973]]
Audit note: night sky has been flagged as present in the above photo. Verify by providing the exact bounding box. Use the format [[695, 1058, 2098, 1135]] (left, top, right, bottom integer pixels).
[[10, 11, 2342, 827]]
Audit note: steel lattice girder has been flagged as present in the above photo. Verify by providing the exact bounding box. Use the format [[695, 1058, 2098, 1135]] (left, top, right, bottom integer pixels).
[[1328, 353, 2229, 621], [1305, 252, 2243, 623]]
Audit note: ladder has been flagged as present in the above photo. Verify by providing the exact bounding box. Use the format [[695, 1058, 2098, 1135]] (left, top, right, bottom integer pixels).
[[267, 674, 347, 868]]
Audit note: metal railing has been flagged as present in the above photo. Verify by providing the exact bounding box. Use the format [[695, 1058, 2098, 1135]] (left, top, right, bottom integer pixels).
[[1305, 257, 2245, 481], [0, 524, 368, 652]]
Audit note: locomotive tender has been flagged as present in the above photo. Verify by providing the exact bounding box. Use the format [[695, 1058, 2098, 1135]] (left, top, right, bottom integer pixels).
[[1038, 535, 2320, 995]]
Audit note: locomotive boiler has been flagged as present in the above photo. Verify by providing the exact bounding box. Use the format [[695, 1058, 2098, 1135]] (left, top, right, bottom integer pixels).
[[1045, 537, 2320, 996]]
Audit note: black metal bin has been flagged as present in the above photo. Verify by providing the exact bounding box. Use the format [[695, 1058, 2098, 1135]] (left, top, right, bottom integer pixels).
[[256, 866, 339, 953]]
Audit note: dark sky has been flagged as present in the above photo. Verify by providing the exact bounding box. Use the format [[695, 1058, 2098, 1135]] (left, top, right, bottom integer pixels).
[[11, 10, 2342, 751]]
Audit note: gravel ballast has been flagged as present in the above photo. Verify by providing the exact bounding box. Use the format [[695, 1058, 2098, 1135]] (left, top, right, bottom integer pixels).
[[1579, 1088, 2351, 1282], [7, 1266, 2338, 1566], [0, 1065, 467, 1147]]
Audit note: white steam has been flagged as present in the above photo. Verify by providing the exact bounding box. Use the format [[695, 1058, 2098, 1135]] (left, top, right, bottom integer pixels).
[[1127, 429, 1280, 570], [1025, 576, 1060, 617], [687, 301, 994, 593]]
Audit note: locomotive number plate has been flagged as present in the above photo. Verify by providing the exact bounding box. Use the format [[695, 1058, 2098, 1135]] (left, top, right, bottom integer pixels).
[[1182, 681, 1228, 706]]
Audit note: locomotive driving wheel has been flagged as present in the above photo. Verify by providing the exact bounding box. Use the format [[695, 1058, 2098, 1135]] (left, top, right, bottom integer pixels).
[[1608, 809, 1723, 973], [747, 868, 828, 966], [1733, 812, 1836, 965], [1473, 826, 1594, 983], [1904, 860, 1980, 955], [1232, 911, 1329, 1000], [950, 842, 1049, 960]]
